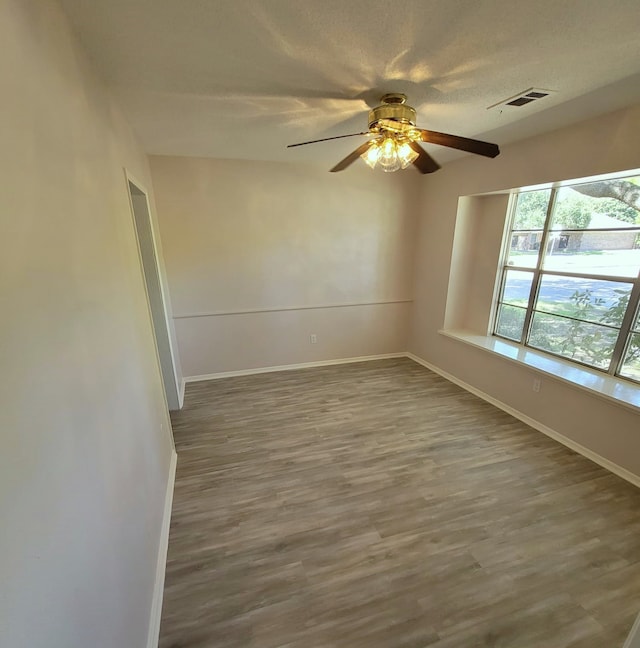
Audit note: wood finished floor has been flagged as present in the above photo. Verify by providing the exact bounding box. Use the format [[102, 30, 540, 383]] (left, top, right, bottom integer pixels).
[[160, 358, 640, 648]]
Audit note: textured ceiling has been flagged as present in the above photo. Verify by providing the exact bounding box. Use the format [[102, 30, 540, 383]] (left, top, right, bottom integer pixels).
[[59, 0, 640, 167]]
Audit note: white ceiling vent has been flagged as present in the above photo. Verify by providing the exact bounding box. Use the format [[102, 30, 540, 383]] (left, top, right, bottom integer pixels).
[[487, 88, 556, 110]]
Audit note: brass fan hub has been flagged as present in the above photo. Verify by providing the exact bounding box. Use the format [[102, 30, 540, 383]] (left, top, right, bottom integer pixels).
[[368, 93, 417, 133]]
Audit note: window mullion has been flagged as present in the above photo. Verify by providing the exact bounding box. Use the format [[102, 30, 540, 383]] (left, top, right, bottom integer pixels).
[[521, 188, 558, 345], [531, 268, 635, 283]]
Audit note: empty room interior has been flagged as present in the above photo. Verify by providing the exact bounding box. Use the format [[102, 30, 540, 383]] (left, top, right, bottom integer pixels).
[[3, 1, 640, 647]]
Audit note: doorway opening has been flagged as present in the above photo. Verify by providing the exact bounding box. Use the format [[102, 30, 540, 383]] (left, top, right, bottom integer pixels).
[[126, 175, 180, 411]]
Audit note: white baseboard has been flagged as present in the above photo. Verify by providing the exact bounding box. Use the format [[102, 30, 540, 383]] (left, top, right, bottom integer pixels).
[[178, 378, 185, 409], [405, 352, 640, 490], [146, 450, 177, 648], [624, 611, 640, 648], [184, 353, 406, 383]]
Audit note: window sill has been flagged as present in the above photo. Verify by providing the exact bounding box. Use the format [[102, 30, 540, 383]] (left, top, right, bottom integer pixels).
[[439, 329, 640, 413]]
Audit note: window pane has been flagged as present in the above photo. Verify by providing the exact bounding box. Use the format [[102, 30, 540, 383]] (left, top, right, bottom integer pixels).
[[495, 304, 526, 341], [535, 275, 633, 326], [507, 231, 543, 268], [551, 183, 640, 231], [501, 269, 533, 306], [513, 190, 551, 230], [545, 181, 640, 277], [528, 312, 618, 369], [541, 230, 640, 278], [618, 333, 640, 382]]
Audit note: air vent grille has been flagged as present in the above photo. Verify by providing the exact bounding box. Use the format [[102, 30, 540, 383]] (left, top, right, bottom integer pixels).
[[488, 88, 555, 110]]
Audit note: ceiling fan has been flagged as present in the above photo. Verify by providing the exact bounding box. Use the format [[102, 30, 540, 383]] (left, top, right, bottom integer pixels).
[[287, 93, 500, 174]]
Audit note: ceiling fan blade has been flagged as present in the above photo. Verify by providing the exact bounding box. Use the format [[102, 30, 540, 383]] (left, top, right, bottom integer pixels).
[[330, 141, 374, 172], [418, 129, 500, 158], [407, 141, 440, 174], [287, 132, 370, 148]]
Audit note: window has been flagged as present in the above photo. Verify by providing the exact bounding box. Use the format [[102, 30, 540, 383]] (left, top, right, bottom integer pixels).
[[494, 173, 640, 383]]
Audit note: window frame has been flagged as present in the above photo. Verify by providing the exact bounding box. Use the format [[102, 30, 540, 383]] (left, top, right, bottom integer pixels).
[[493, 177, 640, 383]]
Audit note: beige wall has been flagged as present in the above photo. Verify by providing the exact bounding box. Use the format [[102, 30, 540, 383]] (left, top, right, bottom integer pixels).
[[0, 1, 175, 646], [410, 103, 640, 478], [444, 193, 510, 333], [150, 156, 419, 376]]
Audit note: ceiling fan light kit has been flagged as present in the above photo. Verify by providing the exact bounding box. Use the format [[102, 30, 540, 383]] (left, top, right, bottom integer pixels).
[[361, 93, 420, 172], [287, 93, 500, 175], [362, 136, 418, 172]]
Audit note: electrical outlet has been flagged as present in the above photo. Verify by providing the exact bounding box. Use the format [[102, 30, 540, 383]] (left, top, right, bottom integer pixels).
[[310, 334, 317, 344], [533, 378, 541, 393]]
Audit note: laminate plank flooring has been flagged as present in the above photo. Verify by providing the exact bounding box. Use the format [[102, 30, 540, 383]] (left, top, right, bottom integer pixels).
[[160, 358, 640, 648]]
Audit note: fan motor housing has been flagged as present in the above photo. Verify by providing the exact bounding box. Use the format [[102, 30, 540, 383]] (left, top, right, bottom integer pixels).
[[368, 93, 417, 131]]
